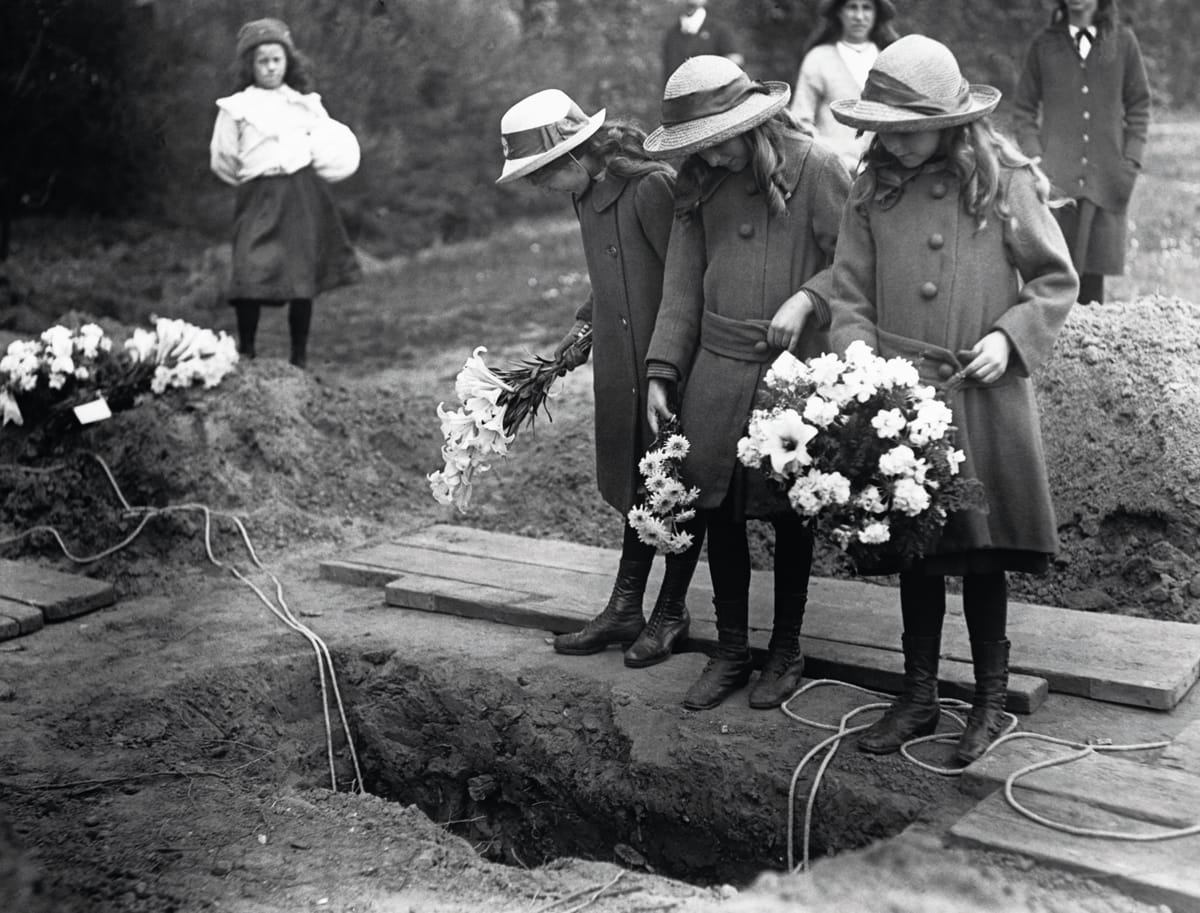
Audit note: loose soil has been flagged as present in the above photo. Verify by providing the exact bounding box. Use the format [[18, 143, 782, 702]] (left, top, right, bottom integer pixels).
[[1, 217, 1195, 912]]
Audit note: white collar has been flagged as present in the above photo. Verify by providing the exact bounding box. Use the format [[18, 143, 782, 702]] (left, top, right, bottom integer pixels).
[[679, 7, 707, 34], [837, 39, 875, 55]]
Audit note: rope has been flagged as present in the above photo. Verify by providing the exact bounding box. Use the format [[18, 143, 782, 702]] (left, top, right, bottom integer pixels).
[[0, 453, 364, 794], [778, 679, 1183, 872]]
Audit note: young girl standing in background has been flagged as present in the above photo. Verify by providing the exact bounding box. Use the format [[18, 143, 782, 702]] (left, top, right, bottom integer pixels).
[[644, 56, 851, 711], [210, 18, 361, 368], [829, 35, 1078, 763], [496, 90, 704, 669]]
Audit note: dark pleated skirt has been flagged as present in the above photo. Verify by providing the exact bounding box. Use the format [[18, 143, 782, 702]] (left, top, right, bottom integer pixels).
[[229, 166, 361, 303]]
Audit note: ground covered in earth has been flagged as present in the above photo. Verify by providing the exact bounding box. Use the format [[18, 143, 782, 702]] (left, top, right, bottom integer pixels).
[[2, 179, 1198, 910]]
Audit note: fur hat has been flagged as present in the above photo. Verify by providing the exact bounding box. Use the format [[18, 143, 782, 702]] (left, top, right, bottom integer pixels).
[[495, 90, 606, 185], [236, 18, 296, 59], [830, 35, 1000, 133], [643, 56, 790, 157]]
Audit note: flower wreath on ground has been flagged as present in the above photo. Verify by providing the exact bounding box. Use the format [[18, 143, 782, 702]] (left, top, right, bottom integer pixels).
[[736, 340, 986, 571], [428, 330, 593, 512], [1, 318, 239, 437]]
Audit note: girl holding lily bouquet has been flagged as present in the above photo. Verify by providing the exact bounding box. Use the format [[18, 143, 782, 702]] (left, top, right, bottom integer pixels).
[[495, 89, 705, 669], [828, 35, 1078, 764], [643, 56, 852, 711]]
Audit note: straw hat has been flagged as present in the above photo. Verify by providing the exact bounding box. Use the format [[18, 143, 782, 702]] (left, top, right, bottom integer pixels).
[[236, 18, 296, 58], [830, 35, 1000, 133], [643, 56, 791, 157], [495, 90, 606, 185]]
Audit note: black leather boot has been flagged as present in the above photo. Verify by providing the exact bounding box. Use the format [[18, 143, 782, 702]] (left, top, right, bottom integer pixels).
[[624, 552, 697, 668], [553, 559, 651, 655], [955, 639, 1011, 765], [748, 632, 805, 709], [682, 616, 752, 710], [859, 634, 942, 754]]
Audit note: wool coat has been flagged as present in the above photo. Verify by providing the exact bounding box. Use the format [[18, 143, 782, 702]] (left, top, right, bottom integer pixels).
[[830, 164, 1078, 566], [1012, 24, 1151, 273], [647, 132, 851, 511], [573, 170, 675, 514]]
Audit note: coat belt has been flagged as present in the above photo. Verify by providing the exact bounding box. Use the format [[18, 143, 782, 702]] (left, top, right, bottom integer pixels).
[[876, 328, 1019, 391], [700, 310, 778, 363]]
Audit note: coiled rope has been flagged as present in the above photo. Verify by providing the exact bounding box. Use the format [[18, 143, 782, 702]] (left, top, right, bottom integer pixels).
[[0, 454, 363, 794], [780, 678, 1180, 873]]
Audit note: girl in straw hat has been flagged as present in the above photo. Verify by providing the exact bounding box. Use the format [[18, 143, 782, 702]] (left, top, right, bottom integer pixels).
[[828, 34, 1078, 764], [496, 90, 706, 669], [210, 18, 361, 368], [643, 56, 852, 711]]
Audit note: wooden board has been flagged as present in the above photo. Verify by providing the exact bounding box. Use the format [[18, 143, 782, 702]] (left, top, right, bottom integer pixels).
[[1158, 720, 1200, 778], [324, 524, 1200, 710], [0, 559, 115, 622], [950, 791, 1200, 913], [0, 597, 45, 638]]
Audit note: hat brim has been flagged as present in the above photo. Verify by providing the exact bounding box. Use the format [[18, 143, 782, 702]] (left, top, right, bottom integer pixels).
[[643, 82, 791, 158], [829, 85, 1001, 133], [495, 109, 606, 185]]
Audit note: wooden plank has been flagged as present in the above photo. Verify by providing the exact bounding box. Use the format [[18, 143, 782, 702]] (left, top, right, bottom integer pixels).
[[0, 597, 44, 634], [0, 559, 114, 622], [1158, 721, 1200, 777], [383, 569, 1046, 713], [0, 614, 18, 641], [959, 737, 1200, 828], [328, 526, 1200, 709], [950, 792, 1200, 913]]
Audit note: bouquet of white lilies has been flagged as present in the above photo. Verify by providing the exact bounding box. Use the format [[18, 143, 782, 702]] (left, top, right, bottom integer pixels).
[[736, 341, 984, 570]]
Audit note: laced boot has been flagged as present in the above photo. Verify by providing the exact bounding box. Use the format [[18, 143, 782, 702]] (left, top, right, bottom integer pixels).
[[553, 559, 651, 655], [858, 634, 942, 754], [748, 631, 805, 709], [682, 619, 752, 710], [955, 639, 1011, 765], [624, 552, 697, 668]]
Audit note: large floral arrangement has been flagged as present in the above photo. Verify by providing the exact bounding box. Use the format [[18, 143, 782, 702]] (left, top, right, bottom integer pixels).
[[0, 318, 239, 434], [627, 418, 700, 554], [429, 331, 592, 512], [736, 341, 984, 570]]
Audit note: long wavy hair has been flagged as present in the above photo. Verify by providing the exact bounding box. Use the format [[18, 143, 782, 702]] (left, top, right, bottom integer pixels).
[[854, 118, 1054, 230], [1051, 0, 1119, 35], [235, 42, 315, 93], [674, 108, 806, 220], [803, 0, 900, 57], [582, 121, 675, 180]]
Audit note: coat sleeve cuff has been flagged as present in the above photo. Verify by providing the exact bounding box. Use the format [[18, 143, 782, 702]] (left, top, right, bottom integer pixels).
[[646, 360, 680, 383]]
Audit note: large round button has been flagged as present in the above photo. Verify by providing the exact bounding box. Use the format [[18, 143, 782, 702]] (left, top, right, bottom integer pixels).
[[920, 281, 938, 299], [620, 317, 629, 328], [1082, 85, 1089, 94], [1082, 111, 1091, 120], [928, 233, 945, 250], [1080, 156, 1088, 166], [937, 363, 955, 380], [605, 245, 618, 257], [738, 223, 755, 239], [753, 340, 769, 353], [930, 182, 948, 199], [1082, 133, 1089, 143]]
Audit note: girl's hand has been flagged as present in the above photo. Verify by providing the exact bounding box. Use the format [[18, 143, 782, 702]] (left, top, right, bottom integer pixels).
[[963, 331, 1012, 384], [767, 291, 815, 353], [647, 378, 675, 437]]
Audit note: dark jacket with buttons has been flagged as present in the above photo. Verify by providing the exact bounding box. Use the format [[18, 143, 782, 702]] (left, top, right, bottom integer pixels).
[[647, 131, 850, 510], [1012, 24, 1151, 213], [572, 170, 675, 513], [830, 164, 1078, 559]]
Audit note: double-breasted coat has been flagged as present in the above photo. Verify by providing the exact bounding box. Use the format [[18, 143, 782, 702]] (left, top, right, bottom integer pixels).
[[646, 131, 851, 511], [830, 164, 1078, 568], [573, 170, 675, 514], [1011, 24, 1151, 274]]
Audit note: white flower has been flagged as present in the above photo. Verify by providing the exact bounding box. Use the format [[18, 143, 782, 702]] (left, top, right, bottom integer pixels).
[[662, 434, 690, 460], [855, 485, 887, 514], [843, 340, 876, 366], [455, 347, 512, 405], [803, 395, 839, 428], [0, 388, 23, 426], [909, 398, 954, 446], [892, 477, 931, 516], [807, 352, 844, 388], [947, 448, 966, 476], [760, 409, 818, 477], [878, 444, 919, 477], [125, 328, 158, 363], [639, 449, 669, 476], [765, 350, 808, 387], [871, 408, 907, 439], [41, 325, 74, 359], [859, 521, 891, 544], [883, 357, 920, 388]]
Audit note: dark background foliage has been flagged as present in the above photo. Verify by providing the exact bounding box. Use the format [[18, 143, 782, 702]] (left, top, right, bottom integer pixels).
[[0, 0, 1194, 260]]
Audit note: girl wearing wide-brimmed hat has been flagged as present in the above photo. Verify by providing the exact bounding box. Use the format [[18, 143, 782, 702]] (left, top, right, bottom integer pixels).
[[828, 35, 1078, 764], [1011, 0, 1151, 304], [210, 18, 361, 368], [496, 90, 706, 669], [644, 56, 852, 711]]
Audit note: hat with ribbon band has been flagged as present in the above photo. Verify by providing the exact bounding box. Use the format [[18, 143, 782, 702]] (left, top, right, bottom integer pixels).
[[236, 18, 296, 59], [830, 35, 1000, 133], [495, 90, 606, 185], [643, 56, 791, 158]]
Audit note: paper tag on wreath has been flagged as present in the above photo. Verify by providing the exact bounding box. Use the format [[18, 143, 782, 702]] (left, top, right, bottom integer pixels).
[[74, 397, 113, 425]]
